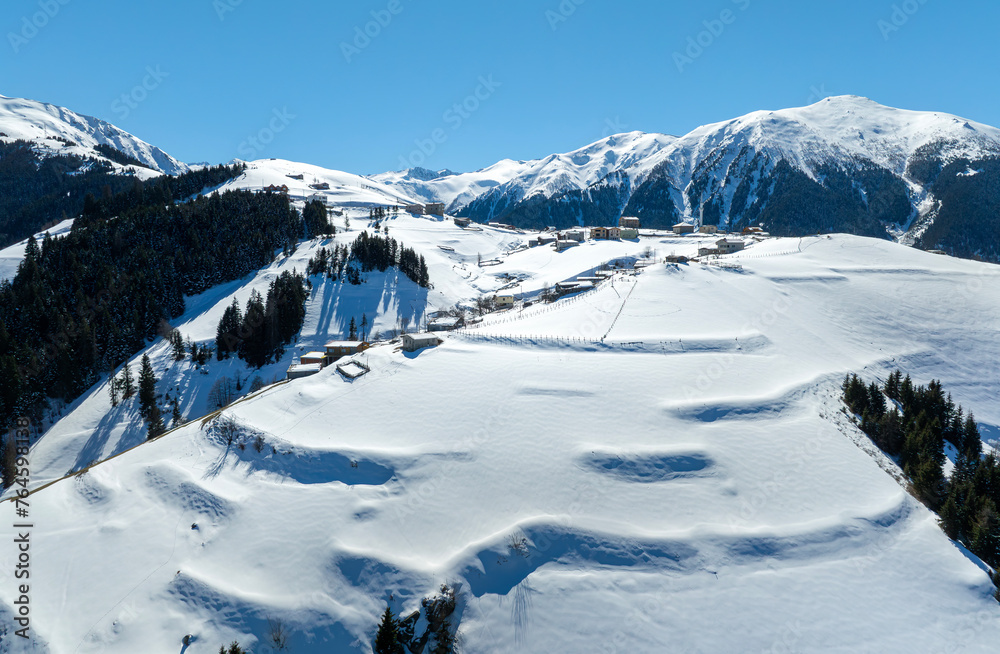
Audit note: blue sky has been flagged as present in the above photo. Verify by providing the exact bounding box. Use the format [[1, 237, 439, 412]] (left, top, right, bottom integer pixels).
[[4, 0, 998, 174]]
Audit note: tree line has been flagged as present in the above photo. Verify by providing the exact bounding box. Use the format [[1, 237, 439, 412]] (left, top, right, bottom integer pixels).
[[216, 270, 309, 368], [844, 371, 1000, 585], [307, 231, 429, 288], [0, 174, 300, 432]]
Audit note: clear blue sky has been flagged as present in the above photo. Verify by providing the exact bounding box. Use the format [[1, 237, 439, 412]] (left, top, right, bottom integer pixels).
[[4, 0, 998, 174]]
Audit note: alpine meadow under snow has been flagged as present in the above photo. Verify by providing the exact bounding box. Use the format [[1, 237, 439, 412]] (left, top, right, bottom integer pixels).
[[0, 92, 999, 653]]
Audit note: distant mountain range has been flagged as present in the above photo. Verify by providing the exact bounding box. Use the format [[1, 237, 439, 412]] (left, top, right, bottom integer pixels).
[[3, 93, 1000, 261], [373, 96, 1000, 262]]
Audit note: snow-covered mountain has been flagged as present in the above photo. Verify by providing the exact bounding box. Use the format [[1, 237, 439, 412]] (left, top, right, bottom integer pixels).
[[373, 132, 676, 220], [372, 96, 1000, 260], [370, 160, 536, 213], [0, 94, 187, 175], [625, 95, 1000, 239]]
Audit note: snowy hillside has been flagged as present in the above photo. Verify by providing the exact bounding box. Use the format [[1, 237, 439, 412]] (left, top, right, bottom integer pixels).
[[219, 159, 422, 208], [370, 160, 534, 213], [4, 232, 1000, 653], [0, 94, 187, 175]]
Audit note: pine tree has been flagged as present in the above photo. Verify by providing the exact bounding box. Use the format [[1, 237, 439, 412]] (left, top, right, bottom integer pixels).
[[138, 354, 157, 419], [939, 492, 962, 539], [374, 607, 403, 654], [171, 401, 183, 426], [1, 436, 17, 490], [349, 317, 358, 341], [121, 363, 136, 400], [147, 404, 165, 439], [170, 329, 186, 361], [108, 371, 119, 407], [361, 314, 368, 341]]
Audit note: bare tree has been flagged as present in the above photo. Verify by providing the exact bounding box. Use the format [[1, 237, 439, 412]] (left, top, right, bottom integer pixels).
[[267, 617, 289, 651], [208, 376, 236, 409]]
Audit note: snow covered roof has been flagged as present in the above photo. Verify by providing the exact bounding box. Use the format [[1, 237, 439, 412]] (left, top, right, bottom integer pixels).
[[325, 340, 365, 348]]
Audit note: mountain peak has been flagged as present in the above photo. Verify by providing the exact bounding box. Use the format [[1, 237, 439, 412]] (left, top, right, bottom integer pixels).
[[0, 93, 187, 175]]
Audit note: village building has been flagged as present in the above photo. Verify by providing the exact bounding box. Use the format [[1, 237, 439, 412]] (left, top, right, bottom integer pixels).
[[428, 316, 464, 332], [454, 217, 472, 228], [743, 226, 765, 235], [698, 238, 746, 257], [299, 351, 328, 368], [534, 234, 557, 246], [564, 229, 586, 242], [554, 239, 580, 252], [309, 182, 331, 191], [425, 203, 446, 216], [666, 254, 690, 264], [716, 238, 746, 254], [590, 227, 609, 240], [699, 225, 719, 234], [673, 223, 696, 235], [325, 340, 370, 361], [263, 184, 289, 194], [286, 363, 321, 380], [495, 295, 516, 309], [619, 216, 641, 229], [619, 227, 639, 239], [402, 333, 442, 352], [405, 204, 425, 215]]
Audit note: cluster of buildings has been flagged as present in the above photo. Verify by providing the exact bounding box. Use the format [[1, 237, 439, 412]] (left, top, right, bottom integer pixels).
[[287, 340, 370, 380], [698, 239, 746, 257], [673, 223, 720, 235], [286, 331, 446, 381], [534, 217, 645, 251], [404, 203, 446, 216]]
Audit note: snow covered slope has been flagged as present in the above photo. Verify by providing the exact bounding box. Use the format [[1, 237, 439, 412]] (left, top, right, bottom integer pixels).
[[218, 159, 422, 208], [370, 160, 535, 213], [0, 94, 187, 175], [5, 234, 1000, 653], [670, 95, 1000, 183]]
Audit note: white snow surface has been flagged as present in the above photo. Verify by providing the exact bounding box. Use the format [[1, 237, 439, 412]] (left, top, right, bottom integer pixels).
[[0, 94, 187, 176], [4, 230, 1000, 653]]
